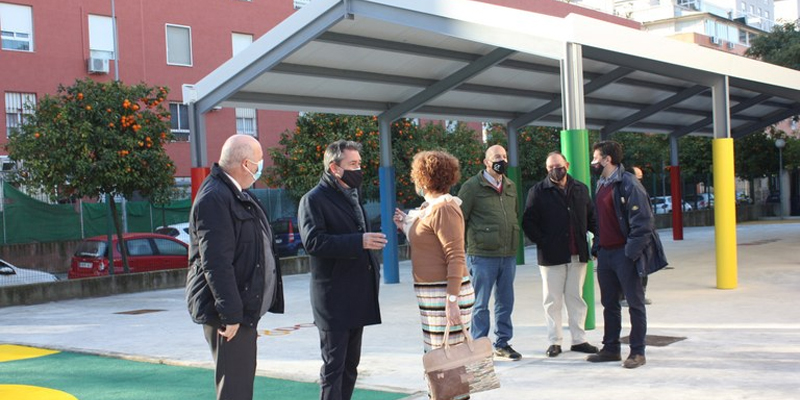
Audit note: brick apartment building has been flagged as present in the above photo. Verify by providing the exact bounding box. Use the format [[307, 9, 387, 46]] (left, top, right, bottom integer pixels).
[[0, 0, 635, 187]]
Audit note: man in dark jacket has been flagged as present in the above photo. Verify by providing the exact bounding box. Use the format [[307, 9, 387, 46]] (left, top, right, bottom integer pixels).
[[586, 141, 667, 369], [186, 134, 284, 400], [522, 152, 599, 358], [298, 140, 385, 400]]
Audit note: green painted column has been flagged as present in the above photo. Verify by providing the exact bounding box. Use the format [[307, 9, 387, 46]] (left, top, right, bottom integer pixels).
[[561, 128, 595, 330], [507, 165, 524, 265]]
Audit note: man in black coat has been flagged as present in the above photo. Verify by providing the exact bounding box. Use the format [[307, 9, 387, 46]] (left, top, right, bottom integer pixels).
[[186, 134, 284, 400], [298, 140, 385, 400], [522, 152, 599, 358]]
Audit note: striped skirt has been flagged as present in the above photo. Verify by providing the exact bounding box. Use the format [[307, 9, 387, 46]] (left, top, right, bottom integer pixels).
[[414, 276, 475, 352]]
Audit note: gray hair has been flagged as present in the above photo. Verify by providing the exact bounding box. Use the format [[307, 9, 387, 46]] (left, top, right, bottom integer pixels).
[[323, 140, 362, 170], [219, 135, 256, 170]]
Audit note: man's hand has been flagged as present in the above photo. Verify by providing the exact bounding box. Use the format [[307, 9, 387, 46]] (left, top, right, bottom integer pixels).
[[362, 232, 388, 250], [218, 323, 240, 341]]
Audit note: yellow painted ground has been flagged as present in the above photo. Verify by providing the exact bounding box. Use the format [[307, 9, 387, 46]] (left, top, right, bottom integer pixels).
[[0, 346, 75, 399], [0, 344, 59, 363], [0, 385, 78, 400]]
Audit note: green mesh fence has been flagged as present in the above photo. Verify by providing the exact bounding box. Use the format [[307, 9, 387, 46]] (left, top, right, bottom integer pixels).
[[0, 182, 191, 244]]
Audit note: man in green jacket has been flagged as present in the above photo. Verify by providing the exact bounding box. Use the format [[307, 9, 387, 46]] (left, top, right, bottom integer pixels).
[[458, 144, 522, 361]]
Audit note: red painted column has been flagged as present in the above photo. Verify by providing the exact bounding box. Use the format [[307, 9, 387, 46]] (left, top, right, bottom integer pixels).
[[191, 167, 211, 202], [670, 165, 684, 240]]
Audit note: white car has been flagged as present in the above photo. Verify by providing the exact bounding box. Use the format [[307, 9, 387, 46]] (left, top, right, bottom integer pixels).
[[650, 196, 693, 214], [154, 222, 190, 244], [0, 259, 59, 287]]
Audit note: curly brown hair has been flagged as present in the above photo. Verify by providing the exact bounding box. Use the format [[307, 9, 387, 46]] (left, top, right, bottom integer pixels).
[[410, 150, 461, 195]]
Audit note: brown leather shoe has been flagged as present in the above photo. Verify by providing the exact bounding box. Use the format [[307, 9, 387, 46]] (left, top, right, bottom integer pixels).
[[622, 354, 647, 369], [586, 350, 621, 362]]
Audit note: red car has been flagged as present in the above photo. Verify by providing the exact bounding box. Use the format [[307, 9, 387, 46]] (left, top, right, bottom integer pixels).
[[68, 233, 188, 279]]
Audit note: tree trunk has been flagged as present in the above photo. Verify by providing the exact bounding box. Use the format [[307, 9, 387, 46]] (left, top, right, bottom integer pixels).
[[108, 199, 130, 273]]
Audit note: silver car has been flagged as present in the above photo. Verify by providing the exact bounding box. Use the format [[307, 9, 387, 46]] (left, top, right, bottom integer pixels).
[[0, 259, 59, 287]]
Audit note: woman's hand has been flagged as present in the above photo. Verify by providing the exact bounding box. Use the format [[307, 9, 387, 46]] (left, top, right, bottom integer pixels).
[[393, 208, 407, 230], [445, 296, 462, 327]]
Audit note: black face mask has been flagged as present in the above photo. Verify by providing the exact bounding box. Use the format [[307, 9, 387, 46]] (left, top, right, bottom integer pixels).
[[491, 160, 508, 175], [549, 167, 567, 182], [340, 168, 363, 188], [590, 162, 604, 177]]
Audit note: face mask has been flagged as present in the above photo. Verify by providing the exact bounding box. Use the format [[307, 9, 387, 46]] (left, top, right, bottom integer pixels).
[[491, 160, 508, 175], [246, 159, 263, 182], [340, 168, 363, 189], [590, 162, 604, 177], [549, 167, 567, 182], [416, 186, 425, 197]]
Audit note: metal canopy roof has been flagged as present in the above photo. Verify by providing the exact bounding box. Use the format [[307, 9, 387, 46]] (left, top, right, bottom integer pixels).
[[186, 0, 800, 143]]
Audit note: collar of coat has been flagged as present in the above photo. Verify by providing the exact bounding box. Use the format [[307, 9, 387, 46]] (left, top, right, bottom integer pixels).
[[211, 163, 254, 203], [476, 171, 513, 191]]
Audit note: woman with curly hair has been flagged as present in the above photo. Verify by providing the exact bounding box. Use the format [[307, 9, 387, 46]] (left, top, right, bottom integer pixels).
[[393, 150, 475, 353]]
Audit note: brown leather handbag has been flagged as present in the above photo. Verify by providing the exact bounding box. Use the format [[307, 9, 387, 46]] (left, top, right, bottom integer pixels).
[[422, 326, 500, 400]]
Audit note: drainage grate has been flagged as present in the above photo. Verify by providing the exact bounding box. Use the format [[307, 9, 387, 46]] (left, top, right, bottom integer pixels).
[[621, 335, 686, 347], [114, 309, 167, 315]]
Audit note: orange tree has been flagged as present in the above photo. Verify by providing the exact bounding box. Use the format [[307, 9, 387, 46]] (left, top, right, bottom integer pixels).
[[266, 113, 485, 208], [7, 78, 175, 272]]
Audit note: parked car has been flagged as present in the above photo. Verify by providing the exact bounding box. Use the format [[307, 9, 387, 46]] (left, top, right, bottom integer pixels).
[[154, 222, 190, 244], [0, 259, 58, 287], [270, 217, 305, 257], [68, 233, 188, 279], [651, 196, 693, 214], [736, 192, 753, 205], [685, 193, 714, 210]]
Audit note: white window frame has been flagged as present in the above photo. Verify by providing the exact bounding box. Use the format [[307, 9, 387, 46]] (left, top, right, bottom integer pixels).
[[235, 108, 258, 137], [0, 3, 33, 52], [169, 102, 190, 141], [231, 32, 253, 57], [165, 24, 192, 67], [88, 15, 115, 60], [5, 92, 36, 137]]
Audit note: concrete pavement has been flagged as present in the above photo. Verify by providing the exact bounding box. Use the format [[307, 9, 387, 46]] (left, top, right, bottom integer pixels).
[[1, 222, 799, 399]]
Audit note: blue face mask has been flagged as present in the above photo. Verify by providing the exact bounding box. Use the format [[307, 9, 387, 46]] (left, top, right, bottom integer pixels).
[[246, 159, 263, 183]]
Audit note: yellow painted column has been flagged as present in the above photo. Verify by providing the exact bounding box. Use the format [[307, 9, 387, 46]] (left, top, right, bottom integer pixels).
[[712, 138, 737, 289]]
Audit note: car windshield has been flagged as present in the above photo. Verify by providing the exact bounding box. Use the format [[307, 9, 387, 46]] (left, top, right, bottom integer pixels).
[[74, 241, 107, 257], [271, 221, 291, 234]]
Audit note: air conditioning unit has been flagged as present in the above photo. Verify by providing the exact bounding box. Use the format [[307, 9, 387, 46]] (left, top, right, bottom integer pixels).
[[709, 36, 721, 45], [726, 41, 735, 49], [87, 57, 109, 74]]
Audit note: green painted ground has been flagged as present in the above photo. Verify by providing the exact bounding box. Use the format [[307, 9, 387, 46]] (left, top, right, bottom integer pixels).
[[0, 350, 407, 400]]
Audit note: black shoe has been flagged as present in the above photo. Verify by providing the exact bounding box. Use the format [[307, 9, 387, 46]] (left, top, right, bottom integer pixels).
[[570, 342, 599, 354], [586, 349, 622, 362], [494, 345, 522, 361], [545, 345, 561, 357], [623, 354, 646, 369]]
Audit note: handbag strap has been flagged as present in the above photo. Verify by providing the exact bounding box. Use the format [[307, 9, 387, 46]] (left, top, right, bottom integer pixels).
[[441, 322, 475, 359]]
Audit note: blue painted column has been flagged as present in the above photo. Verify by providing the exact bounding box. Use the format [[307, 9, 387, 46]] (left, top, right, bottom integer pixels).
[[378, 118, 399, 284]]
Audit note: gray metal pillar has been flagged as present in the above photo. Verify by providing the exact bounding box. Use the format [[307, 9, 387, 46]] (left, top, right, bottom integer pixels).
[[561, 43, 586, 131], [188, 103, 208, 168]]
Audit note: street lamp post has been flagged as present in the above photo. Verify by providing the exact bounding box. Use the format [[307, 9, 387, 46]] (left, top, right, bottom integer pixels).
[[775, 138, 786, 219]]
